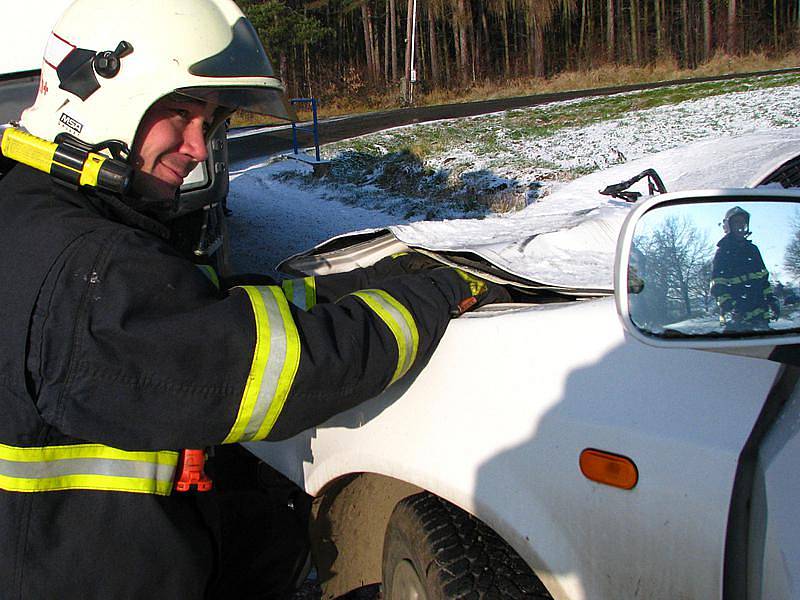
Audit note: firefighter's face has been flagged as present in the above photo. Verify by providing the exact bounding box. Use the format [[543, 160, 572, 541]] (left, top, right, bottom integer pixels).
[[130, 96, 216, 200], [729, 215, 749, 237]]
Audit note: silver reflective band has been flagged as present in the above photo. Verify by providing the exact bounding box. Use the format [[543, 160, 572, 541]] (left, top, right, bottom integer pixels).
[[351, 289, 418, 385], [282, 277, 316, 311], [0, 443, 179, 495], [225, 286, 300, 443]]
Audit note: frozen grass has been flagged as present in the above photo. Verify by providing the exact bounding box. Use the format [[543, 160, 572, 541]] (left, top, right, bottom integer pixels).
[[275, 73, 800, 219]]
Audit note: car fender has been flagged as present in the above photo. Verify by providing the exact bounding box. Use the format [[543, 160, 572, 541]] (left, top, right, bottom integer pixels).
[[248, 297, 780, 600]]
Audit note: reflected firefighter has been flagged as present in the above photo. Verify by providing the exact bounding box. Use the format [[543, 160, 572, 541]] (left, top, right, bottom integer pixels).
[[710, 206, 780, 331]]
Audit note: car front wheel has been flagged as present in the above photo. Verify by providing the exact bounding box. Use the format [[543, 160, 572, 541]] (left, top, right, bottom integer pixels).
[[382, 493, 552, 600]]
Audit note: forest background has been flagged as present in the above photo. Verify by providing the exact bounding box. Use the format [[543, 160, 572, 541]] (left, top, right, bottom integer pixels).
[[234, 0, 800, 120]]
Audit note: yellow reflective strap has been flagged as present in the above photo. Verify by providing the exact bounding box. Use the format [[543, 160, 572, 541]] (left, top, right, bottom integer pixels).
[[225, 286, 300, 443], [196, 264, 220, 289], [282, 277, 317, 311], [351, 290, 419, 385], [226, 286, 271, 443], [253, 288, 300, 440], [0, 443, 178, 496], [79, 153, 105, 187], [0, 473, 174, 495], [304, 277, 317, 310], [454, 269, 488, 296], [281, 279, 296, 306]]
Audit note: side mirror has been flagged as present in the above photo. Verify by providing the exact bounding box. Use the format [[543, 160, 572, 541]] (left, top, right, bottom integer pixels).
[[615, 189, 800, 350]]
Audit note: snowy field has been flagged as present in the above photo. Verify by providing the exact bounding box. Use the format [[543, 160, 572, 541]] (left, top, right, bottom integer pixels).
[[227, 75, 800, 278]]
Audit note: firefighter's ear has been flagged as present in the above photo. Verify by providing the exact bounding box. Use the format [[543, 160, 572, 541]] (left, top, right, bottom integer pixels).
[[615, 190, 800, 360]]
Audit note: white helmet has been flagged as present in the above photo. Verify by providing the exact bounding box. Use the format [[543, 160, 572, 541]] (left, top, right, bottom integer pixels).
[[20, 0, 294, 155]]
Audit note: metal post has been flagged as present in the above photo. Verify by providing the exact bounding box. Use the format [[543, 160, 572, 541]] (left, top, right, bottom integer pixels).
[[291, 118, 299, 155], [311, 99, 321, 162]]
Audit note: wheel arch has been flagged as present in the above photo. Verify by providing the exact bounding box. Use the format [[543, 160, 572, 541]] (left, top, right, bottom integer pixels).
[[308, 471, 555, 599], [309, 472, 423, 598]]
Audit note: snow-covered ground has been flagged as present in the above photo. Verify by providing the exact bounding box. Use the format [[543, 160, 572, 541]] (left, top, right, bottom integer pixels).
[[227, 76, 800, 279]]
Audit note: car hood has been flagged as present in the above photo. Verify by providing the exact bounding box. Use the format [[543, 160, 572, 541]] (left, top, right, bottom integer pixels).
[[280, 128, 800, 295]]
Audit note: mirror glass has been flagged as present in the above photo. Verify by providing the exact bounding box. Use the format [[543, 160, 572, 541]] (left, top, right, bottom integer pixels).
[[629, 199, 800, 338]]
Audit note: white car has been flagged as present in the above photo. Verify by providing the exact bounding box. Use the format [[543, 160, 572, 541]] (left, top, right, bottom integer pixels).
[[247, 129, 800, 600]]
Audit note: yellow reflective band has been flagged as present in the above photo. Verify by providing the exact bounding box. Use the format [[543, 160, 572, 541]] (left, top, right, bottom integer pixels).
[[454, 269, 488, 297], [304, 277, 317, 309], [79, 153, 105, 187], [351, 289, 419, 385], [281, 277, 317, 311], [713, 270, 769, 286], [0, 443, 178, 496], [226, 286, 300, 443], [196, 264, 220, 289]]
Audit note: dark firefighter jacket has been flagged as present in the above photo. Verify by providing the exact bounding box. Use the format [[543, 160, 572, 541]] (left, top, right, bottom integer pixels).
[[710, 233, 773, 324], [0, 165, 472, 599]]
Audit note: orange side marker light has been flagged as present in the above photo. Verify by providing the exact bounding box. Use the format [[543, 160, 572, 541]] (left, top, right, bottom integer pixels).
[[579, 448, 638, 490]]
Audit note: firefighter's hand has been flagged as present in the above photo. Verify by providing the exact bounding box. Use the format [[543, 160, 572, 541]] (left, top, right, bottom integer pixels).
[[451, 269, 512, 315], [369, 252, 441, 279]]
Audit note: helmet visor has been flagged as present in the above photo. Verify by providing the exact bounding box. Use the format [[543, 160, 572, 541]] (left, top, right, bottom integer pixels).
[[176, 85, 297, 121]]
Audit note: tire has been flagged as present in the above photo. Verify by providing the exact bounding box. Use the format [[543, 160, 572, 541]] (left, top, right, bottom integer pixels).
[[382, 493, 552, 600]]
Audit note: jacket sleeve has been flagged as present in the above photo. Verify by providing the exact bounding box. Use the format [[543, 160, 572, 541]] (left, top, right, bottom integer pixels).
[[30, 227, 467, 450], [279, 252, 441, 309]]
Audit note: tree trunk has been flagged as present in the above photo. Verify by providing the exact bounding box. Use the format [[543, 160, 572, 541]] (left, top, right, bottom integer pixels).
[[500, 4, 511, 76], [630, 0, 640, 64], [727, 0, 737, 54], [702, 0, 712, 61], [361, 2, 375, 81], [533, 16, 545, 77], [654, 0, 662, 56], [390, 0, 399, 81], [456, 0, 471, 85], [384, 7, 390, 81], [404, 0, 414, 94], [428, 4, 440, 86], [578, 0, 587, 58], [606, 0, 615, 60], [681, 0, 690, 66], [774, 0, 779, 49]]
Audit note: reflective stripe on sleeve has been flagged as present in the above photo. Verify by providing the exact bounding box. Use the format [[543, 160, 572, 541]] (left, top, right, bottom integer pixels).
[[281, 277, 317, 311], [0, 443, 178, 495], [351, 289, 419, 385], [225, 286, 301, 443], [196, 264, 220, 289]]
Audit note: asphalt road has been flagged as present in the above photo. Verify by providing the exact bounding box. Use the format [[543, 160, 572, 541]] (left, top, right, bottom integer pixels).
[[227, 66, 800, 164]]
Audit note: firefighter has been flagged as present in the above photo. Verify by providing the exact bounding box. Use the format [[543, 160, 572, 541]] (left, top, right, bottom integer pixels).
[[0, 1, 508, 597], [710, 206, 779, 331]]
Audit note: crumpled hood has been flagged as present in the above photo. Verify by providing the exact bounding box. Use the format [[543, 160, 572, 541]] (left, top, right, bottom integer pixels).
[[281, 128, 800, 294]]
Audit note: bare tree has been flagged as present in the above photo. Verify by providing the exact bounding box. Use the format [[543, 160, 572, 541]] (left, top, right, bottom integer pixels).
[[784, 211, 800, 280], [635, 216, 714, 321]]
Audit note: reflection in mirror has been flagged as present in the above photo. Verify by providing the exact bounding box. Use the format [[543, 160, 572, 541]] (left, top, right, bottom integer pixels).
[[629, 199, 800, 338]]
